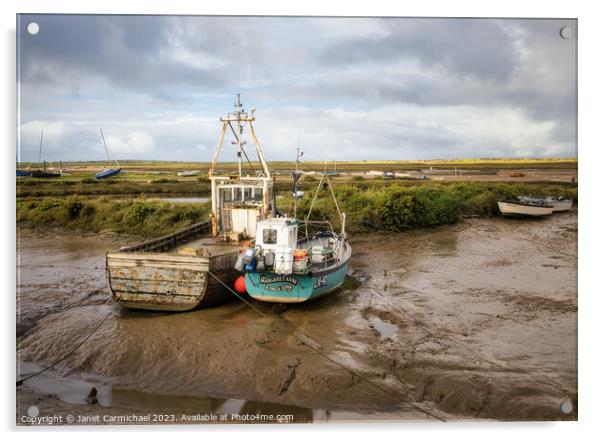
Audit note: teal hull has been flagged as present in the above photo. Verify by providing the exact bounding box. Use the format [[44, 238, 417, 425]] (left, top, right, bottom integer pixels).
[[245, 261, 349, 303]]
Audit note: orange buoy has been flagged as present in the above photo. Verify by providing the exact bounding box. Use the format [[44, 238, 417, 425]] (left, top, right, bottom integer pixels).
[[234, 275, 246, 294]]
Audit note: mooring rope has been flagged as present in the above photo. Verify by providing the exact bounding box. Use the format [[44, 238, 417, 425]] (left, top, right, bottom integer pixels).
[[16, 309, 113, 386], [207, 270, 446, 422]]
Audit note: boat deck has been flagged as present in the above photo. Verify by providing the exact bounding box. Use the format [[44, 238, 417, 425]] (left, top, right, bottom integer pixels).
[[174, 237, 243, 257]]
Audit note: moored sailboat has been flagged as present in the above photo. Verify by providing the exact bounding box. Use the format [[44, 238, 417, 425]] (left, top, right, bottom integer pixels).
[[95, 128, 122, 179], [30, 130, 61, 178]]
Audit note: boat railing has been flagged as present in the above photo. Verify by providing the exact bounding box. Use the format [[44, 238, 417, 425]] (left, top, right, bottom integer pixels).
[[298, 220, 335, 239], [118, 220, 212, 253]]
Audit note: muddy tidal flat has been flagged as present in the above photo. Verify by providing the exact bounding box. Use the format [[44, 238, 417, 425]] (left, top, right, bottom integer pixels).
[[16, 213, 577, 424]]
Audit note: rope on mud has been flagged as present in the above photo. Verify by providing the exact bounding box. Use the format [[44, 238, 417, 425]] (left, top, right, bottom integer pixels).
[[16, 309, 113, 387], [207, 270, 447, 422], [364, 286, 420, 323]]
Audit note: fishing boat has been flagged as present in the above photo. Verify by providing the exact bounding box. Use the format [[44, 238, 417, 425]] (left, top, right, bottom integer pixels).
[[178, 170, 201, 177], [497, 198, 554, 217], [238, 163, 352, 303], [95, 128, 122, 180], [518, 195, 573, 212], [106, 94, 275, 311]]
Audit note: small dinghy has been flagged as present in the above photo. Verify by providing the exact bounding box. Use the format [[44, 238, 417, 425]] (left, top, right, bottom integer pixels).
[[95, 168, 122, 179], [237, 173, 351, 303], [178, 170, 201, 177], [497, 198, 553, 217], [518, 195, 573, 212]]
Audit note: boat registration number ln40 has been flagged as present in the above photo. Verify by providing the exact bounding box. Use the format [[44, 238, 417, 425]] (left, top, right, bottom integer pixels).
[[313, 275, 328, 288]]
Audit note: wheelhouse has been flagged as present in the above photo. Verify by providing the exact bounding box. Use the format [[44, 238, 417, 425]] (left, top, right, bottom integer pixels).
[[210, 176, 274, 240]]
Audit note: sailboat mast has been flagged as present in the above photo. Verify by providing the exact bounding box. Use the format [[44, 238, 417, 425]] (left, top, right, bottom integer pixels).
[[38, 130, 44, 169], [100, 128, 119, 167]]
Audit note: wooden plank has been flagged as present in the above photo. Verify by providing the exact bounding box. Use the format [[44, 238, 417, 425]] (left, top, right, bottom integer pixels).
[[107, 252, 208, 264], [107, 259, 209, 272], [109, 277, 207, 296], [108, 266, 209, 283], [114, 291, 202, 310]]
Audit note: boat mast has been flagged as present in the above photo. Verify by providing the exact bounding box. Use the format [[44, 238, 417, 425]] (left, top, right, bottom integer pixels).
[[235, 94, 243, 177], [293, 134, 303, 218], [100, 128, 119, 168], [38, 129, 44, 169], [209, 94, 270, 179]]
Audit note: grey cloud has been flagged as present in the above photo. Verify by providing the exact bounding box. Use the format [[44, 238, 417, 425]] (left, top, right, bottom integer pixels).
[[18, 14, 225, 91], [320, 18, 521, 81]]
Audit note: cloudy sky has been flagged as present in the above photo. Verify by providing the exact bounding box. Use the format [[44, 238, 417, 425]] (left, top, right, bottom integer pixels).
[[17, 15, 577, 163]]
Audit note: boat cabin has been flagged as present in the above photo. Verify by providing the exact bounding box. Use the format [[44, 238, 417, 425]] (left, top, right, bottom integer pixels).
[[255, 217, 299, 251], [210, 176, 274, 240]]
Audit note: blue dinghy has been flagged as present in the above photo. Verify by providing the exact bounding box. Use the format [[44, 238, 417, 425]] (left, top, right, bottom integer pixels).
[[95, 168, 122, 179]]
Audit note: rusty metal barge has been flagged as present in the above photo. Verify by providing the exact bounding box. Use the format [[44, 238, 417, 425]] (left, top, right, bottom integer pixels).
[[106, 95, 275, 311]]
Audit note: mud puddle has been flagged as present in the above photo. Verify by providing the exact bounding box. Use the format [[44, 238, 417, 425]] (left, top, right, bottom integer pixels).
[[18, 361, 317, 422], [17, 361, 413, 424], [16, 212, 577, 423]]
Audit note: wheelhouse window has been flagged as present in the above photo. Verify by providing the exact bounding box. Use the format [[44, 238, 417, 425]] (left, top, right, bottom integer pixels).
[[233, 188, 243, 202], [222, 188, 232, 202], [263, 228, 278, 244], [243, 187, 252, 201], [254, 187, 263, 202]]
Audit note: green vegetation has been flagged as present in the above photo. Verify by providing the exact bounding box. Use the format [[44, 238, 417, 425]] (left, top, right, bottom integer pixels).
[[17, 181, 577, 237], [281, 181, 577, 233], [17, 178, 210, 198], [17, 196, 211, 237], [18, 157, 577, 174]]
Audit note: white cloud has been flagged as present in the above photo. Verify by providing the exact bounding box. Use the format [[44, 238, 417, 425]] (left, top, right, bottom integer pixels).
[[104, 131, 155, 154]]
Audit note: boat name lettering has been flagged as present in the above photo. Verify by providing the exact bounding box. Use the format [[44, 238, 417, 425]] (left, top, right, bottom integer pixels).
[[259, 275, 299, 286], [264, 284, 295, 292]]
